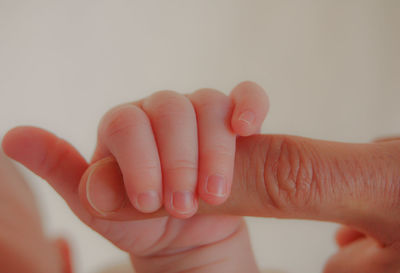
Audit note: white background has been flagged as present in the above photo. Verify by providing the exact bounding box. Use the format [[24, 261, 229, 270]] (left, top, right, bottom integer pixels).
[[0, 1, 399, 272]]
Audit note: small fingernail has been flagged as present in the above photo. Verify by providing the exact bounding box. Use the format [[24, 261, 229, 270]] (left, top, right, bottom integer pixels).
[[136, 191, 161, 213], [239, 111, 255, 125], [171, 191, 195, 214], [86, 158, 127, 215], [205, 174, 227, 197]]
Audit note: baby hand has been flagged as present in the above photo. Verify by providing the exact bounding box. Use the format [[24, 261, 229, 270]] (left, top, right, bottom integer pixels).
[[2, 82, 268, 273], [81, 82, 269, 219]]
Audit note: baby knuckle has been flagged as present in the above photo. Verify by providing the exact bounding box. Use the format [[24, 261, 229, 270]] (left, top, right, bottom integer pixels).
[[191, 89, 231, 109], [146, 90, 193, 120], [149, 90, 179, 101], [164, 159, 198, 175], [205, 144, 235, 159], [238, 80, 257, 87], [192, 88, 226, 100], [100, 105, 143, 140], [133, 162, 160, 173]]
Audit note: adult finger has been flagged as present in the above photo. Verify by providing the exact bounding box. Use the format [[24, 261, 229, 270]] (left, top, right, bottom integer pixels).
[[324, 238, 400, 273], [219, 135, 400, 246], [81, 134, 400, 247], [335, 226, 366, 248], [2, 126, 88, 214], [230, 81, 269, 136]]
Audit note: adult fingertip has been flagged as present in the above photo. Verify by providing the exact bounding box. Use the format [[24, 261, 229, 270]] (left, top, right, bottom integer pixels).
[[2, 126, 26, 158], [1, 126, 48, 164]]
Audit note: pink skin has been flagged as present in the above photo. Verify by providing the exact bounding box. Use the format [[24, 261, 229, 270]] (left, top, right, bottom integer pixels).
[[4, 80, 400, 272], [0, 150, 69, 273], [2, 81, 268, 273], [89, 82, 269, 218]]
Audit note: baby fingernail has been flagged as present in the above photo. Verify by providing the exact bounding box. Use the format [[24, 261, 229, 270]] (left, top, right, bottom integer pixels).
[[86, 158, 127, 215], [171, 191, 195, 214], [239, 111, 255, 125], [205, 174, 227, 197], [136, 191, 161, 213]]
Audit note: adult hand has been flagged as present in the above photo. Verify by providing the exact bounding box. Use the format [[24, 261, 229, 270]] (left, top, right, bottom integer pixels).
[[223, 134, 400, 273], [71, 127, 400, 272], [0, 150, 70, 273], [4, 80, 400, 272], [2, 82, 268, 273], [229, 134, 400, 273]]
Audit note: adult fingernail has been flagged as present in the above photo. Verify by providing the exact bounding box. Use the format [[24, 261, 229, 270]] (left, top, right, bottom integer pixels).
[[136, 191, 161, 213], [205, 174, 227, 197], [86, 158, 127, 215], [171, 191, 195, 214], [239, 111, 255, 125]]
